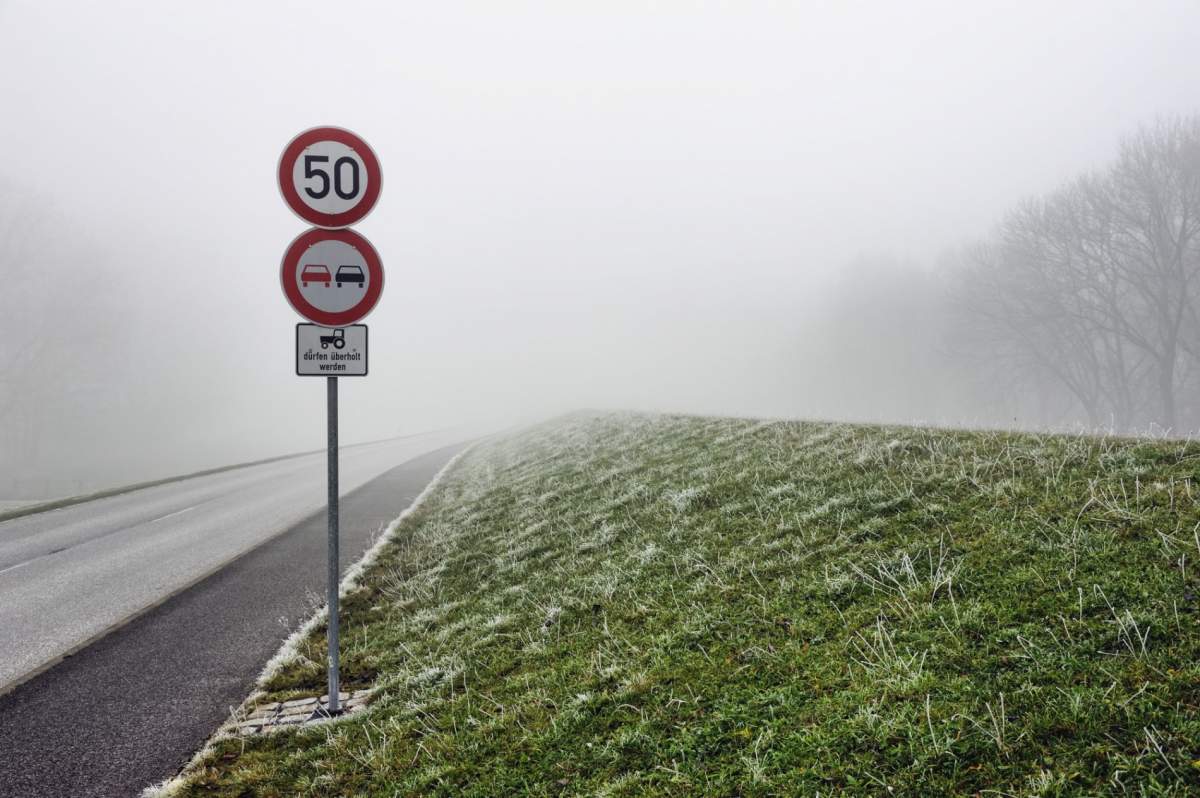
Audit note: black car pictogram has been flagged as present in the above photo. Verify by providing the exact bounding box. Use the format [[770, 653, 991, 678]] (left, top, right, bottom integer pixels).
[[336, 265, 365, 288]]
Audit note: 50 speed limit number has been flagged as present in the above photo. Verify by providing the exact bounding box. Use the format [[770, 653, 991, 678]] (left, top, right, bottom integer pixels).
[[278, 127, 382, 229]]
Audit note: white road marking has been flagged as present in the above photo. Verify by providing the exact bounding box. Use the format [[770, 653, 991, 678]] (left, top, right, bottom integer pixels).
[[148, 505, 197, 524], [0, 559, 34, 576], [0, 505, 198, 578]]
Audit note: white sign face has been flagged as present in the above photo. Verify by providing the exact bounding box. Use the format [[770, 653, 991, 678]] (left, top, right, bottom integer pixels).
[[290, 139, 370, 217], [295, 238, 374, 314], [296, 324, 368, 377]]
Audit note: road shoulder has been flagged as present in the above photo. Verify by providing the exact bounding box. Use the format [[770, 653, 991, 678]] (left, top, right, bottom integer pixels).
[[0, 443, 468, 798]]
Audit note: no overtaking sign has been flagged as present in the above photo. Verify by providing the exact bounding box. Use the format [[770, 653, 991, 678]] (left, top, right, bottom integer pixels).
[[280, 227, 384, 327]]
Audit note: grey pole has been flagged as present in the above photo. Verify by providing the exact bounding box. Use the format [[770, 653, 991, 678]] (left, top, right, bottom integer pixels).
[[326, 375, 340, 714]]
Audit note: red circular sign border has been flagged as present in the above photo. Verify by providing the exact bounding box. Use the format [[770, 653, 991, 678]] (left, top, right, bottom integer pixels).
[[277, 126, 383, 229], [280, 228, 385, 326]]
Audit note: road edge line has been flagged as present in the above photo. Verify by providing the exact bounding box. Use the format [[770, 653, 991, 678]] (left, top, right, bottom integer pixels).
[[140, 439, 482, 798]]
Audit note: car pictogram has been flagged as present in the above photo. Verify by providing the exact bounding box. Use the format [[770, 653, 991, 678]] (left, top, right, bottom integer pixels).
[[301, 264, 332, 288], [336, 264, 365, 288]]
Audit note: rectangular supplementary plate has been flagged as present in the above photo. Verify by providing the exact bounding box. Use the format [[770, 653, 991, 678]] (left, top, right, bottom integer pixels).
[[296, 324, 368, 377]]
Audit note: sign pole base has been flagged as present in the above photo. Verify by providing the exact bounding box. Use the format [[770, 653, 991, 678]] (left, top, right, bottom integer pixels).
[[326, 375, 340, 714]]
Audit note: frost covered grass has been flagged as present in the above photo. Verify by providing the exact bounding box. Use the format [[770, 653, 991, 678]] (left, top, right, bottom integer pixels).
[[169, 412, 1200, 795]]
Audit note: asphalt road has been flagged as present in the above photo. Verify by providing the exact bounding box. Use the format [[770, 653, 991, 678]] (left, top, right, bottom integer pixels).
[[0, 430, 471, 693], [0, 440, 469, 798]]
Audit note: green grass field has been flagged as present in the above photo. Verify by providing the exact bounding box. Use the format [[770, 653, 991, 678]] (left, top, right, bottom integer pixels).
[[166, 413, 1200, 796]]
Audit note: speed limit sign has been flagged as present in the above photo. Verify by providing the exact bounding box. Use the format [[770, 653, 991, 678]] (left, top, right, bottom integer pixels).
[[278, 126, 382, 229]]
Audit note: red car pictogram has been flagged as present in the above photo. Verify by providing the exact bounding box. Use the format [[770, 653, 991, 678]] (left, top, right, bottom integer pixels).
[[301, 264, 331, 287]]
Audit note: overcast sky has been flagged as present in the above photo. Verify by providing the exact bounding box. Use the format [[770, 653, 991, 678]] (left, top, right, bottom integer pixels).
[[2, 1, 1200, 484]]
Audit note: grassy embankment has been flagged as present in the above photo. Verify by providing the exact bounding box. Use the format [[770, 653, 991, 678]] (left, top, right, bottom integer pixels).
[[169, 413, 1200, 796]]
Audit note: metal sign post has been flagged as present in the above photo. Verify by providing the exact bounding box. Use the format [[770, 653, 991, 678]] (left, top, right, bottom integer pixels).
[[326, 375, 339, 713], [278, 126, 384, 716]]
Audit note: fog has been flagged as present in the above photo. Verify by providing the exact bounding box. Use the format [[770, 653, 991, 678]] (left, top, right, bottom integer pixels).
[[3, 1, 1200, 496]]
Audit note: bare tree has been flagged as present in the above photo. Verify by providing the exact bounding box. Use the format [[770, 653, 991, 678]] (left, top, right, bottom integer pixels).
[[950, 115, 1200, 433], [1103, 117, 1200, 430]]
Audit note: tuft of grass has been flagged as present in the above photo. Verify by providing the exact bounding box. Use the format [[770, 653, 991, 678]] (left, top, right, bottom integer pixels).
[[167, 412, 1200, 796]]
